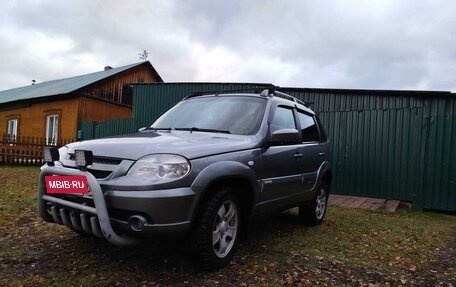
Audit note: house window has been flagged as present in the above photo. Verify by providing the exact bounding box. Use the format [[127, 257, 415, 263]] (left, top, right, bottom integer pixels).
[[46, 114, 59, 145], [7, 118, 18, 141]]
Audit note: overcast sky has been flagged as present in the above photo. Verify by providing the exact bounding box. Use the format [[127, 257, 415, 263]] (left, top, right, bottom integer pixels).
[[1, 0, 455, 92]]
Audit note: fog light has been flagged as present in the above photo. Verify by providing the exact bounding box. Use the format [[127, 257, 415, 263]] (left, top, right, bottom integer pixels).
[[74, 150, 93, 167], [43, 147, 59, 166]]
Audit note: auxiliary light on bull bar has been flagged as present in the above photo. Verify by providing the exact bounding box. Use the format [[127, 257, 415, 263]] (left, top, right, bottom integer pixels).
[[74, 150, 94, 168], [43, 147, 59, 166]]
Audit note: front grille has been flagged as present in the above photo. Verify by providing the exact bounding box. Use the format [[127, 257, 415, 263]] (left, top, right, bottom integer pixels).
[[69, 154, 122, 165]]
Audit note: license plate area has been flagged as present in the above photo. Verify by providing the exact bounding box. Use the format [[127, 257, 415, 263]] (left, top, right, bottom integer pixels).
[[45, 175, 89, 194]]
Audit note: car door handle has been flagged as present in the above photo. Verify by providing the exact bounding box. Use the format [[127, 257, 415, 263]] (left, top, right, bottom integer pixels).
[[318, 152, 325, 157], [294, 153, 303, 159]]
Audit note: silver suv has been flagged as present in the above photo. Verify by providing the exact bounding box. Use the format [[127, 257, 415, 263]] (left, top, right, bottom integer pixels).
[[38, 88, 332, 270]]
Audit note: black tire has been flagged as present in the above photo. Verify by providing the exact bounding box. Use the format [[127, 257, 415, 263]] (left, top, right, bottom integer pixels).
[[299, 181, 329, 226], [192, 186, 241, 271]]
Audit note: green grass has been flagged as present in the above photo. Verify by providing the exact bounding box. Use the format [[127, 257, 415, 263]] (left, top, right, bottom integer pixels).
[[0, 166, 455, 286], [0, 166, 40, 225]]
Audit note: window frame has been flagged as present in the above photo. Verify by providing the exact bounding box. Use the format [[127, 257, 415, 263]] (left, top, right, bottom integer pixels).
[[269, 105, 298, 134], [45, 113, 59, 146], [296, 109, 321, 143], [7, 117, 19, 142], [315, 115, 327, 143]]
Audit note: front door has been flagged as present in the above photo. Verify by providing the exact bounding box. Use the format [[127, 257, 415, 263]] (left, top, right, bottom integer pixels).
[[258, 106, 304, 212]]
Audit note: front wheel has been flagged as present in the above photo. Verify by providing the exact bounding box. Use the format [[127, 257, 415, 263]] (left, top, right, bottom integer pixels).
[[299, 181, 329, 226], [192, 187, 241, 271]]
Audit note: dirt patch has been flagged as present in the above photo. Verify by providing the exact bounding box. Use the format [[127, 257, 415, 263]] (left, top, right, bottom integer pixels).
[[1, 166, 455, 286]]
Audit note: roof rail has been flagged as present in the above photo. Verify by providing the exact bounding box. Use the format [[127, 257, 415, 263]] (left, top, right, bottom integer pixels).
[[182, 85, 311, 107], [259, 85, 280, 96], [214, 85, 276, 96], [183, 84, 276, 100], [272, 90, 307, 106], [261, 87, 309, 107]]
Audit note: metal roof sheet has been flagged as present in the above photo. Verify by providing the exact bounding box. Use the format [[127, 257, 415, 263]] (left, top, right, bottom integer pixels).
[[0, 62, 148, 105]]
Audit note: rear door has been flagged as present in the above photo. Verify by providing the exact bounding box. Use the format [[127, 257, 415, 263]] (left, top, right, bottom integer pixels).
[[296, 110, 324, 195]]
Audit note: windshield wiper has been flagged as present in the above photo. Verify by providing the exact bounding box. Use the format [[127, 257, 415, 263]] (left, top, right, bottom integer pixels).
[[150, 127, 172, 131], [175, 127, 231, 134]]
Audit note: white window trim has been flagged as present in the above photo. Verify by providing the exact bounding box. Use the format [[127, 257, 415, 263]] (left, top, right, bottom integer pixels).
[[46, 114, 59, 145], [7, 118, 18, 141]]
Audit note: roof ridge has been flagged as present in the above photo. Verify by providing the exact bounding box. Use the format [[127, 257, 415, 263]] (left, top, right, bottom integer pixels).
[[1, 61, 146, 93], [0, 61, 149, 105]]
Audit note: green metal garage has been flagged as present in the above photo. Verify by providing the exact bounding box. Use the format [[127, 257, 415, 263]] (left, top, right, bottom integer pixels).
[[80, 83, 456, 212]]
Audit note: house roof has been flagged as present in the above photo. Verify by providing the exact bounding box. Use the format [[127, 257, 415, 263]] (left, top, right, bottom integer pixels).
[[0, 61, 162, 105]]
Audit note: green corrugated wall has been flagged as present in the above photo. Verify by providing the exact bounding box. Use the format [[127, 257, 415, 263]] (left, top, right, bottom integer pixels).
[[80, 83, 456, 212]]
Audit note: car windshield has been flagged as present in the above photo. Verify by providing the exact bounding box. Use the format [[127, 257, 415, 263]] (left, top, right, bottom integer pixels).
[[151, 96, 266, 135]]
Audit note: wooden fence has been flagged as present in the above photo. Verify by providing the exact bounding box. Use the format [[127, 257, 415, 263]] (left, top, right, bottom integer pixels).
[[0, 135, 76, 165]]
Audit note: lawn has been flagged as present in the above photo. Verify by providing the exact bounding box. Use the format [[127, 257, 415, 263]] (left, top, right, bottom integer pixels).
[[0, 166, 455, 286]]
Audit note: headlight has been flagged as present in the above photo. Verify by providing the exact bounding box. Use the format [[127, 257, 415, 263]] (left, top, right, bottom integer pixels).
[[127, 154, 190, 180]]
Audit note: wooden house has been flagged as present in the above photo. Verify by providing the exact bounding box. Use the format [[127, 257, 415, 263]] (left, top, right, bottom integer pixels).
[[0, 61, 162, 145]]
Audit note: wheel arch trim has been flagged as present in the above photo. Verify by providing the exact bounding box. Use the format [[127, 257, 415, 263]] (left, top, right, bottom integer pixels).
[[315, 161, 332, 191], [189, 161, 260, 224]]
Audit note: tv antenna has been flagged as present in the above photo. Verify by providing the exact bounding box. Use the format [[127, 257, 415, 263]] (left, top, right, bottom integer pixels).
[[139, 50, 148, 60]]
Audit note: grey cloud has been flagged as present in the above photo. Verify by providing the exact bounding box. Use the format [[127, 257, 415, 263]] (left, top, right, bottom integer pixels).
[[1, 0, 456, 91], [170, 0, 456, 90]]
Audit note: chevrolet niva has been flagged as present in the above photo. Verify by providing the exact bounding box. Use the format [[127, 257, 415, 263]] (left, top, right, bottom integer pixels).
[[38, 87, 331, 270]]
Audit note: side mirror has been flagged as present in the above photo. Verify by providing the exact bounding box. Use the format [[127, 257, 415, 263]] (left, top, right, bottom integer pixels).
[[138, 127, 147, 132], [269, 129, 300, 145]]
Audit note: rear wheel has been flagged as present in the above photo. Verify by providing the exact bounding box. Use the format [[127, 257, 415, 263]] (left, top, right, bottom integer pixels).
[[193, 187, 241, 271], [299, 181, 329, 226]]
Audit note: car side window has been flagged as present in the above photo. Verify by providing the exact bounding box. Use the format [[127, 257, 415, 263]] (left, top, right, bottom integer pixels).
[[270, 106, 296, 133], [297, 111, 320, 142]]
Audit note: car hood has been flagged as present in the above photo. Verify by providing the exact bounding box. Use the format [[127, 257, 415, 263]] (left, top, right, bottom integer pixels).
[[65, 130, 257, 160]]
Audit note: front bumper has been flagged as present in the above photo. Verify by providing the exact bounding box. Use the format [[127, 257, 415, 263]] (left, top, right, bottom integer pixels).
[[38, 165, 195, 246]]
